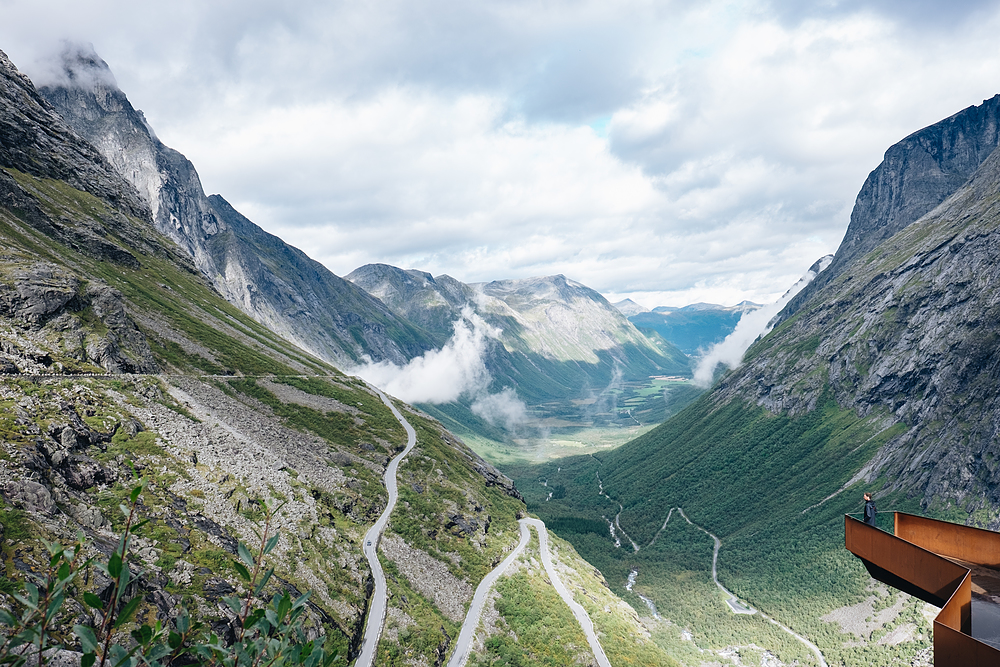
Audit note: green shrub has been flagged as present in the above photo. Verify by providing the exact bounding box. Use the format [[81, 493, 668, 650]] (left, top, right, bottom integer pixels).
[[0, 481, 341, 667]]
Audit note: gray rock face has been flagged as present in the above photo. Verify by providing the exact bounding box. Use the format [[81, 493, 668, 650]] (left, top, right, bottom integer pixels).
[[781, 93, 1000, 322], [4, 479, 55, 514], [346, 264, 477, 342], [0, 262, 158, 373], [719, 137, 1000, 511], [38, 44, 434, 367], [0, 49, 146, 220], [205, 197, 432, 365]]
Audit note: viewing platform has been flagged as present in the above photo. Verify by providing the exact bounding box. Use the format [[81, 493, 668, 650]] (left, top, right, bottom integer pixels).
[[845, 511, 1000, 664]]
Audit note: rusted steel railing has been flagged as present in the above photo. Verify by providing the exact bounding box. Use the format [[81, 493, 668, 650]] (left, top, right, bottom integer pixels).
[[845, 513, 1000, 666], [896, 512, 1000, 568]]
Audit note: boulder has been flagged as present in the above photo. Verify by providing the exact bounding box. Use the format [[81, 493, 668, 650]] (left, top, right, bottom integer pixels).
[[4, 480, 55, 514]]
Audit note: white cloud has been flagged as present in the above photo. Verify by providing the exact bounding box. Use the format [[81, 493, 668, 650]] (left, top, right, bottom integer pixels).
[[692, 255, 833, 386], [472, 388, 528, 431], [349, 308, 528, 428], [350, 307, 495, 404], [2, 1, 1000, 307]]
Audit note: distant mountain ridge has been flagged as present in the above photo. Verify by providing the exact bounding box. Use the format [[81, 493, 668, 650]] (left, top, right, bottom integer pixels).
[[35, 43, 701, 451], [348, 263, 690, 388], [347, 264, 692, 436], [37, 43, 435, 367]]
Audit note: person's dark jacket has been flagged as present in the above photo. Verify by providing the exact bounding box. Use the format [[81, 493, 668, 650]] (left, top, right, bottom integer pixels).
[[864, 499, 877, 526]]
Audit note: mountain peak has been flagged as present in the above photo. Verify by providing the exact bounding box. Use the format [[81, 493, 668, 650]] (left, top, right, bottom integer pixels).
[[779, 93, 1000, 323], [0, 47, 147, 221], [612, 298, 649, 316], [37, 47, 435, 367], [39, 42, 118, 93]]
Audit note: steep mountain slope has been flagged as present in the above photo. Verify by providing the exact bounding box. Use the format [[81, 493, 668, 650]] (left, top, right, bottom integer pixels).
[[0, 45, 675, 666], [36, 43, 435, 367], [627, 301, 761, 355], [510, 99, 1000, 666], [722, 141, 1000, 509], [782, 92, 1000, 322], [1, 44, 526, 662], [0, 50, 145, 222]]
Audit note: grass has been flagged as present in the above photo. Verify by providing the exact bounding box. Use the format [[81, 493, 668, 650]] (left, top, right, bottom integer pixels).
[[506, 392, 930, 665], [469, 527, 677, 667], [376, 556, 459, 666], [388, 412, 524, 582], [470, 569, 595, 666], [226, 378, 400, 452]]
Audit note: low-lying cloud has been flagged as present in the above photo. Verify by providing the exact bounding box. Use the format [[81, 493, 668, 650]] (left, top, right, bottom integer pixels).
[[471, 388, 528, 431], [350, 307, 528, 427], [692, 255, 833, 387]]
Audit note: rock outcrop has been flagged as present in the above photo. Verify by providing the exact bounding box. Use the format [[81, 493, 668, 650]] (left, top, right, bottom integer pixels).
[[0, 262, 158, 373]]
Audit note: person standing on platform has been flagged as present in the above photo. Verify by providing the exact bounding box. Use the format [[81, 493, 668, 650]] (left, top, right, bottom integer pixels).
[[863, 492, 877, 527]]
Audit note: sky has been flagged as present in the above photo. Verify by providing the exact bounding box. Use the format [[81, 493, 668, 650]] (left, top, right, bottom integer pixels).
[[2, 0, 1000, 309]]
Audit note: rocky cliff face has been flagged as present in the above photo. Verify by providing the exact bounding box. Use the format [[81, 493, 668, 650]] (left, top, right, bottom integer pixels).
[[0, 49, 146, 221], [346, 264, 475, 344], [719, 132, 1000, 514], [781, 93, 1000, 322], [37, 44, 434, 367], [0, 262, 158, 374]]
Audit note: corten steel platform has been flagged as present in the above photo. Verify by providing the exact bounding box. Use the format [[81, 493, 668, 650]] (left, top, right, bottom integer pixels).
[[845, 512, 1000, 665]]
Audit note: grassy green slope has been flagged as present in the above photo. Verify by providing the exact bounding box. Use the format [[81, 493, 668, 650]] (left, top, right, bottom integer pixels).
[[508, 393, 930, 665], [2, 168, 329, 376], [0, 167, 533, 661], [504, 125, 1000, 667]]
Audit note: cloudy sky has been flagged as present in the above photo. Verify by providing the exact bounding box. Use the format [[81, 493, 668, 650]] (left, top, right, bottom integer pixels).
[[2, 1, 1000, 308]]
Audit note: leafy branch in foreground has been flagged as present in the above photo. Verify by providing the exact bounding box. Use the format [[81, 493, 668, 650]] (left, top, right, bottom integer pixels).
[[0, 480, 340, 667]]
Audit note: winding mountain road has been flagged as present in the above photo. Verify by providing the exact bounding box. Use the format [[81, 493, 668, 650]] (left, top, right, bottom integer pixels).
[[447, 521, 532, 667], [32, 373, 603, 664], [447, 518, 612, 667], [354, 387, 417, 667], [526, 518, 612, 667], [659, 508, 755, 614]]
